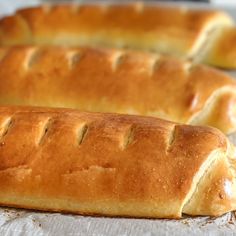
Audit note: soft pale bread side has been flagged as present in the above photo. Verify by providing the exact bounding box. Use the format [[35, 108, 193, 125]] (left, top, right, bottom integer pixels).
[[0, 46, 235, 134], [0, 4, 233, 63], [0, 106, 235, 218]]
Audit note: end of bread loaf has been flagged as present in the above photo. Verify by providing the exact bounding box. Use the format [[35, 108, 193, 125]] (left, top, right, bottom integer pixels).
[[203, 26, 236, 69], [183, 140, 236, 216], [188, 86, 236, 134], [189, 10, 233, 59], [0, 13, 32, 46]]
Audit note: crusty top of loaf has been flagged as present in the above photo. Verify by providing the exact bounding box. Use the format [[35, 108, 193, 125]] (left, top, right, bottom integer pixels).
[[0, 46, 235, 133], [0, 4, 233, 57], [0, 106, 235, 218]]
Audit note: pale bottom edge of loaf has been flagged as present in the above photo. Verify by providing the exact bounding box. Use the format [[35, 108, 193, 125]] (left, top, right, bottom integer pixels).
[[0, 193, 184, 219]]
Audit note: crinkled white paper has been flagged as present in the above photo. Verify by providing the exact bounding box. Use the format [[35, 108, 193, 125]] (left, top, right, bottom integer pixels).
[[0, 1, 236, 235], [0, 207, 235, 236]]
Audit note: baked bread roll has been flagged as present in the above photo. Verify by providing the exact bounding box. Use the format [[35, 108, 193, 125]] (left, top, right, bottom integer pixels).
[[0, 46, 236, 134], [0, 105, 235, 218], [0, 4, 234, 68]]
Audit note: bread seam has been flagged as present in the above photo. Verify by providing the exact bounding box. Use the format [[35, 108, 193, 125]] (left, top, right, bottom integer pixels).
[[15, 13, 33, 44], [188, 86, 236, 128], [182, 150, 222, 214]]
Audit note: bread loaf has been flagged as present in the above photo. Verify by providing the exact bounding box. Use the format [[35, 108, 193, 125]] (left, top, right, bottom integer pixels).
[[0, 4, 234, 68], [0, 46, 235, 133], [0, 105, 235, 218]]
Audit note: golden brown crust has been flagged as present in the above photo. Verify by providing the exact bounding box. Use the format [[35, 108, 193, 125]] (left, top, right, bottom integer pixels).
[[0, 46, 235, 133], [204, 26, 236, 69], [0, 4, 233, 60], [0, 105, 234, 218]]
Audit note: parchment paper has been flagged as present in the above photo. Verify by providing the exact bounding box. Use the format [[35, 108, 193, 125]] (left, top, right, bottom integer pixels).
[[0, 1, 236, 235]]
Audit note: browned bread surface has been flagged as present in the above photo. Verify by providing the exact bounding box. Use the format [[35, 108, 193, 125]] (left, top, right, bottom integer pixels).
[[0, 106, 235, 218], [0, 4, 233, 68], [204, 26, 236, 68], [0, 46, 235, 133]]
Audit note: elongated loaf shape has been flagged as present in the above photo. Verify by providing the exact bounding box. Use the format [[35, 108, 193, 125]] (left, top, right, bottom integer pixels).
[[0, 4, 234, 68], [0, 106, 235, 218], [0, 46, 236, 134]]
